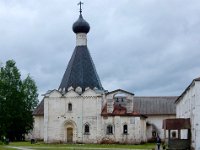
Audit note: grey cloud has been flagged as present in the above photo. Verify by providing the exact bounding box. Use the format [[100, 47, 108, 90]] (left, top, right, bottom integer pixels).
[[1, 0, 200, 99]]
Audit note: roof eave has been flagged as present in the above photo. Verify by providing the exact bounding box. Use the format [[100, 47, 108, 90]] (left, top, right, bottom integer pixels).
[[175, 80, 196, 104], [106, 89, 134, 96], [33, 114, 44, 116], [145, 113, 176, 116]]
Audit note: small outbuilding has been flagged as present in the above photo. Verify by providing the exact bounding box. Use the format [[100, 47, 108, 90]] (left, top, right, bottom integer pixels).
[[163, 118, 191, 150]]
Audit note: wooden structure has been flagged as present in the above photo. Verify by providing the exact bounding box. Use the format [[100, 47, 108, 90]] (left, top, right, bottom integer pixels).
[[163, 118, 191, 150]]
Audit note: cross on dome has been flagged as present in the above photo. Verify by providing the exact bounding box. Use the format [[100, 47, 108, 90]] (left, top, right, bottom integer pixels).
[[72, 1, 90, 34], [78, 1, 83, 15]]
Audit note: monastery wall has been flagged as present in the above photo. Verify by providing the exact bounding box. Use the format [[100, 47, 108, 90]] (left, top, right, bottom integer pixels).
[[195, 82, 200, 150], [146, 115, 175, 140], [32, 116, 44, 140], [100, 116, 146, 144], [176, 81, 200, 150]]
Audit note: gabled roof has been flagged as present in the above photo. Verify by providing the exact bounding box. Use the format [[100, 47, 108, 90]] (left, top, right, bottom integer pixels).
[[133, 96, 177, 115], [175, 77, 200, 104], [163, 118, 191, 130], [59, 46, 103, 92], [33, 99, 44, 116], [106, 89, 134, 96], [101, 103, 146, 118]]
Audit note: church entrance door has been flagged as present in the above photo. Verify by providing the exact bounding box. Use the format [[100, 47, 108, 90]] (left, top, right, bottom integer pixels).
[[67, 127, 73, 143]]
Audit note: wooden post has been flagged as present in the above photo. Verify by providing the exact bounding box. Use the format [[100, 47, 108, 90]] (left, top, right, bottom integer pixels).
[[168, 130, 171, 140], [164, 129, 166, 140], [188, 129, 191, 144], [167, 129, 171, 148], [178, 129, 181, 139]]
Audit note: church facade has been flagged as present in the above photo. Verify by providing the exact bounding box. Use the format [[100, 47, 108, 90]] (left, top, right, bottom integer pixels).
[[32, 10, 177, 144]]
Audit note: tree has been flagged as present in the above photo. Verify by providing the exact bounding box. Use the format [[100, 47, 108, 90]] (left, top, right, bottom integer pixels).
[[0, 60, 38, 141]]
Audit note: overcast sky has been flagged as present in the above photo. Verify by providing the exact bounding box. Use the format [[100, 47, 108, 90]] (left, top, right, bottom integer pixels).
[[1, 0, 200, 99]]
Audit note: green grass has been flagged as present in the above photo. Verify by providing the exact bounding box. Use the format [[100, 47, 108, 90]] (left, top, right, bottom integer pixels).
[[0, 142, 155, 150], [0, 145, 14, 150]]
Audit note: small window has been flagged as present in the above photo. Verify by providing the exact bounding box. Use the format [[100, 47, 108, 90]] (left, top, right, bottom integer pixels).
[[68, 103, 72, 111], [84, 124, 90, 134], [123, 124, 128, 134], [172, 131, 176, 138], [107, 125, 113, 134], [116, 98, 119, 102], [152, 131, 157, 137]]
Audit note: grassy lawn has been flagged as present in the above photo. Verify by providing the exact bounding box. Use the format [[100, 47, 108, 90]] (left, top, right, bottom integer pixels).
[[0, 142, 156, 150], [0, 145, 13, 150]]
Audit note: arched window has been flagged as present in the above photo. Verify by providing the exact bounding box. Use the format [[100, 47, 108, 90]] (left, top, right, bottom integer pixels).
[[84, 124, 90, 134], [68, 103, 72, 111], [116, 98, 119, 102], [152, 131, 157, 137], [123, 124, 128, 134], [107, 125, 113, 134]]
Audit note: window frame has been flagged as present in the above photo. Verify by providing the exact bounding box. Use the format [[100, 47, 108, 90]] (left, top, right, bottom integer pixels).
[[68, 103, 72, 111], [123, 124, 128, 134], [84, 124, 90, 135], [152, 131, 157, 138], [107, 125, 113, 135]]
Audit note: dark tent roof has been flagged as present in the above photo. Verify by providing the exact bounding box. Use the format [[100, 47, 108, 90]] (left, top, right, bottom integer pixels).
[[133, 96, 178, 115], [59, 46, 103, 91]]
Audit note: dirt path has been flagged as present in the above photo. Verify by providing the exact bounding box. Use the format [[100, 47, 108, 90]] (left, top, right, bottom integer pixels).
[[6, 146, 35, 150]]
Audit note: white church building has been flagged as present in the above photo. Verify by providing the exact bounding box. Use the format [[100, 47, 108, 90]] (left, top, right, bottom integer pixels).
[[32, 8, 187, 144]]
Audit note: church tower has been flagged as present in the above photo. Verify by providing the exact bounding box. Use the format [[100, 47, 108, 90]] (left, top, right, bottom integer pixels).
[[59, 4, 103, 92]]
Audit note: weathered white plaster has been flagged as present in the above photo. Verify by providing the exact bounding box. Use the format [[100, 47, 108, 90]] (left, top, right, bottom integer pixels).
[[48, 90, 62, 98], [33, 89, 147, 144], [32, 116, 44, 140], [64, 90, 79, 97], [176, 81, 200, 150], [146, 115, 176, 140], [101, 116, 146, 144], [76, 33, 87, 46]]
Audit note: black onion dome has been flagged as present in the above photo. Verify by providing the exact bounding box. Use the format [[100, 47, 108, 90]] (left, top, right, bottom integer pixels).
[[72, 14, 90, 34]]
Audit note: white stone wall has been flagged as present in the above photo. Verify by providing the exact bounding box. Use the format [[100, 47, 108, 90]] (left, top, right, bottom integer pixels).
[[101, 116, 146, 144], [146, 115, 175, 140], [176, 81, 200, 150], [140, 117, 147, 142], [76, 33, 87, 46], [106, 90, 134, 113], [40, 89, 147, 144], [32, 116, 44, 140], [194, 82, 200, 150], [44, 89, 103, 143], [101, 90, 146, 144]]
